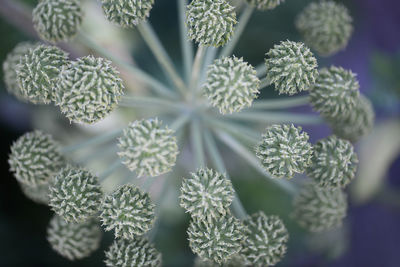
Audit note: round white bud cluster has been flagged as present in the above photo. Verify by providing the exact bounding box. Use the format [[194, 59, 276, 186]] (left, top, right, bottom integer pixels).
[[244, 0, 284, 11]]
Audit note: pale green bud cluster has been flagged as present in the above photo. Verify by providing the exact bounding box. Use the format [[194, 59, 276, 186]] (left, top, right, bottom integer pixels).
[[100, 184, 155, 240], [19, 182, 50, 205], [55, 55, 124, 124], [47, 215, 102, 260], [186, 0, 237, 47], [256, 124, 313, 179], [307, 136, 358, 189], [118, 118, 178, 177], [265, 40, 318, 95], [203, 56, 260, 114], [33, 0, 83, 43], [194, 254, 246, 267], [244, 0, 284, 11]]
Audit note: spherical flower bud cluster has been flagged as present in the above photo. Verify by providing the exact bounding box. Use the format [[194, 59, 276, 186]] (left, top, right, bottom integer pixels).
[[203, 56, 260, 114], [186, 0, 237, 47], [47, 216, 102, 261], [16, 44, 69, 104], [295, 1, 353, 56], [8, 130, 64, 186], [33, 0, 83, 43], [100, 184, 155, 240], [256, 124, 313, 179], [244, 0, 284, 11], [242, 211, 288, 266], [49, 166, 103, 223], [194, 254, 246, 267], [292, 182, 347, 232], [101, 0, 154, 28], [118, 118, 178, 177], [307, 136, 358, 189], [55, 55, 124, 124], [265, 40, 318, 95], [180, 168, 234, 220], [105, 237, 162, 267], [19, 182, 50, 205]]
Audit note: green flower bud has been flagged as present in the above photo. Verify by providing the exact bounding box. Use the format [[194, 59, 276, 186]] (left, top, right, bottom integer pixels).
[[244, 0, 284, 11], [194, 254, 246, 267]]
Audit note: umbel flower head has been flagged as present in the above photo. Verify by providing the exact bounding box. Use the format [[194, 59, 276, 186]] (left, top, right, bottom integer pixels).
[[242, 211, 289, 267], [16, 44, 69, 104], [118, 118, 178, 177], [100, 184, 155, 239], [292, 182, 347, 232], [188, 212, 246, 265], [8, 130, 64, 186], [309, 66, 360, 120], [265, 40, 318, 95], [244, 0, 284, 11], [180, 168, 234, 220], [194, 254, 246, 267], [256, 124, 313, 179], [307, 136, 358, 189], [203, 56, 260, 114], [33, 0, 83, 43], [105, 237, 162, 267], [295, 1, 353, 56], [55, 55, 124, 124], [49, 166, 103, 223], [186, 0, 237, 47], [47, 215, 102, 261], [101, 0, 154, 28], [2, 42, 38, 102], [19, 182, 50, 205]]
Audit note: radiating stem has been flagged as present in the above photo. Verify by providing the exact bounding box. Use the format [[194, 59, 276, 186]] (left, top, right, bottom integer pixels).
[[256, 63, 267, 78], [199, 47, 217, 85], [190, 45, 206, 95], [252, 95, 309, 109], [120, 96, 184, 111], [259, 77, 272, 89], [190, 118, 205, 167], [206, 117, 259, 144], [178, 0, 193, 84], [99, 159, 122, 181], [225, 111, 323, 124], [170, 112, 191, 131]]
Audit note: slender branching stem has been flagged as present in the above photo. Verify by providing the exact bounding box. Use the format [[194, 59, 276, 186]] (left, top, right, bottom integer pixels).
[[120, 96, 184, 111], [75, 144, 119, 166], [99, 159, 122, 181], [256, 63, 267, 78], [178, 0, 193, 84], [260, 76, 272, 89], [190, 45, 206, 96], [225, 111, 323, 124], [190, 118, 205, 167], [170, 112, 191, 131], [199, 47, 218, 85], [252, 95, 309, 109]]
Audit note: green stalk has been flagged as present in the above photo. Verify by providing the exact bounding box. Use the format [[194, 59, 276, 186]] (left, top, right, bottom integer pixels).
[[259, 76, 272, 89], [252, 95, 309, 109], [170, 112, 191, 131], [178, 0, 193, 84], [99, 159, 122, 181], [190, 45, 206, 95], [225, 111, 323, 125], [206, 117, 259, 144], [190, 118, 205, 167], [120, 96, 184, 111], [256, 63, 267, 78], [199, 47, 217, 85]]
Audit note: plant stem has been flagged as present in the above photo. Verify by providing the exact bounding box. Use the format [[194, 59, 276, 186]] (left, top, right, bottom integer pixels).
[[256, 63, 267, 78], [190, 45, 206, 96], [99, 159, 122, 181], [260, 77, 272, 89], [252, 95, 309, 109], [170, 112, 191, 131], [199, 47, 218, 85], [225, 111, 323, 125], [137, 22, 188, 97], [178, 0, 193, 84], [206, 117, 259, 144], [190, 118, 205, 167], [120, 96, 184, 111], [219, 6, 254, 58]]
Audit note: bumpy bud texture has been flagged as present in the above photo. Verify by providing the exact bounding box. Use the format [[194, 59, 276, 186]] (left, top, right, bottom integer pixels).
[[100, 184, 155, 239], [16, 44, 69, 104], [292, 183, 347, 232], [180, 168, 234, 220], [55, 55, 124, 124], [2, 42, 38, 101], [186, 0, 237, 47], [203, 56, 260, 114], [9, 130, 64, 186], [20, 182, 50, 205], [242, 212, 289, 267], [307, 136, 358, 189], [188, 213, 246, 265], [118, 118, 178, 177], [33, 0, 83, 43], [310, 66, 360, 120], [244, 0, 284, 10], [49, 166, 103, 223], [101, 0, 154, 28], [194, 254, 246, 267], [295, 1, 353, 56], [265, 40, 318, 95], [105, 237, 162, 267], [47, 216, 102, 261], [256, 124, 313, 179]]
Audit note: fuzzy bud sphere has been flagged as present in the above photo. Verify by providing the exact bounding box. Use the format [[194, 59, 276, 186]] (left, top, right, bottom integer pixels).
[[265, 40, 318, 95], [47, 216, 102, 261], [186, 0, 237, 47], [100, 184, 155, 239], [242, 211, 288, 266], [105, 237, 162, 267], [295, 1, 353, 56], [101, 0, 154, 28], [9, 130, 64, 187], [20, 182, 50, 205], [118, 118, 178, 177], [310, 66, 360, 120], [203, 56, 260, 114], [194, 254, 246, 267], [55, 55, 124, 124], [33, 0, 83, 43], [188, 213, 246, 265], [244, 0, 284, 11], [256, 124, 313, 179], [180, 168, 234, 220], [2, 42, 39, 102], [307, 136, 358, 189], [49, 166, 103, 223], [16, 44, 69, 104], [292, 183, 347, 232]]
